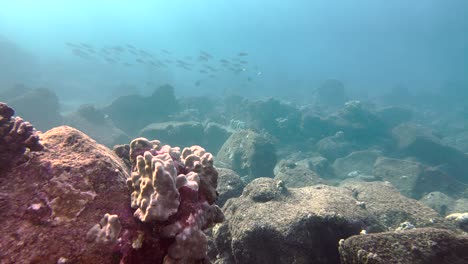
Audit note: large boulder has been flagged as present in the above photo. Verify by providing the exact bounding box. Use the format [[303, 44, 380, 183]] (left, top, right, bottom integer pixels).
[[216, 168, 245, 207], [0, 126, 133, 264], [273, 159, 324, 188], [333, 150, 382, 178], [340, 181, 445, 230], [372, 157, 463, 199], [103, 84, 178, 135], [392, 123, 468, 183], [63, 104, 130, 147], [339, 228, 468, 264], [316, 131, 354, 161], [216, 130, 277, 182], [0, 86, 62, 131], [213, 178, 381, 264]]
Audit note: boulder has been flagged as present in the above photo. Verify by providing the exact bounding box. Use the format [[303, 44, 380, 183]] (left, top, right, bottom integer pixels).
[[216, 130, 277, 182], [213, 178, 381, 264], [340, 181, 444, 230], [0, 126, 134, 264], [339, 228, 468, 264], [216, 168, 245, 207], [333, 150, 382, 178], [273, 159, 324, 188], [372, 157, 463, 199], [316, 131, 354, 161], [63, 104, 130, 147], [392, 123, 468, 183]]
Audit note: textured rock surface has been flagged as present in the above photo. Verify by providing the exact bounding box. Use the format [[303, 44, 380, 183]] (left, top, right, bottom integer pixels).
[[0, 126, 133, 264], [216, 130, 277, 182], [333, 150, 382, 178], [340, 181, 445, 230], [274, 159, 324, 188], [339, 228, 468, 264], [372, 157, 462, 199], [216, 168, 245, 207], [213, 178, 381, 264]]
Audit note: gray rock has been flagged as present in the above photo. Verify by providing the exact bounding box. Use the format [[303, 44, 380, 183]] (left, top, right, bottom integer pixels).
[[340, 181, 444, 230], [392, 123, 468, 183], [63, 105, 130, 147], [316, 131, 353, 161], [139, 121, 204, 148], [333, 150, 382, 178], [372, 157, 463, 199], [442, 131, 468, 153], [339, 228, 468, 264], [273, 159, 324, 188], [216, 130, 277, 182], [213, 178, 382, 264], [420, 192, 455, 216], [216, 168, 245, 207]]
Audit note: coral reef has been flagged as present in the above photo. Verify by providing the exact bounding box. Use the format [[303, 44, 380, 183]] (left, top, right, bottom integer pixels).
[[0, 102, 43, 171]]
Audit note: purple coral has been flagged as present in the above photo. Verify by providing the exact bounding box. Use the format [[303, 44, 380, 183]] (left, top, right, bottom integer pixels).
[[119, 137, 224, 263], [0, 102, 43, 171]]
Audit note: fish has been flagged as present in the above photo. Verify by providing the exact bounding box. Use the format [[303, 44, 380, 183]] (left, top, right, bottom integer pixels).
[[220, 59, 229, 64], [105, 58, 117, 64], [136, 58, 145, 64], [164, 59, 173, 64], [200, 70, 208, 74], [123, 62, 132, 67], [161, 49, 171, 54], [238, 52, 248, 56], [200, 51, 213, 58], [80, 43, 93, 49], [194, 80, 201, 86], [72, 49, 93, 60], [198, 56, 209, 61], [240, 60, 248, 64], [126, 44, 136, 50]]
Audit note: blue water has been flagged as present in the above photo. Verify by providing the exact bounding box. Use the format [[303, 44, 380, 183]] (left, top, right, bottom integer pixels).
[[0, 0, 467, 104]]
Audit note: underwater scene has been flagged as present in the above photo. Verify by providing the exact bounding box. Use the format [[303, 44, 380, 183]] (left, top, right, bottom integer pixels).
[[1, 1, 468, 263]]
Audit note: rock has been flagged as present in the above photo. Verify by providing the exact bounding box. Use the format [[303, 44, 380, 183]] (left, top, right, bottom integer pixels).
[[1, 87, 62, 131], [392, 123, 468, 183], [375, 106, 413, 128], [339, 228, 468, 264], [442, 131, 468, 153], [213, 178, 381, 264], [0, 126, 135, 264], [316, 131, 353, 161], [420, 192, 455, 216], [203, 122, 232, 154], [304, 155, 336, 179], [333, 150, 382, 178], [313, 79, 347, 108], [372, 157, 463, 199], [216, 130, 277, 182], [216, 168, 245, 207], [139, 121, 231, 154], [340, 181, 444, 230], [139, 121, 205, 148], [274, 159, 324, 188], [103, 84, 178, 135], [63, 104, 130, 147], [452, 199, 468, 215]]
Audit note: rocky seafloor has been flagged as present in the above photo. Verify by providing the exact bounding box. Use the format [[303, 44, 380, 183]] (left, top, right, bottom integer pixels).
[[1, 81, 468, 264]]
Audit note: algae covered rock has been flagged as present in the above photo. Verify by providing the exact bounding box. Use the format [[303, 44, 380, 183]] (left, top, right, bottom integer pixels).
[[216, 130, 277, 182], [213, 178, 381, 264], [339, 228, 468, 264], [216, 168, 245, 207]]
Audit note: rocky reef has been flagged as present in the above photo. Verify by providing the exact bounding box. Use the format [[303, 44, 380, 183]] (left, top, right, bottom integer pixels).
[[0, 102, 223, 264]]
